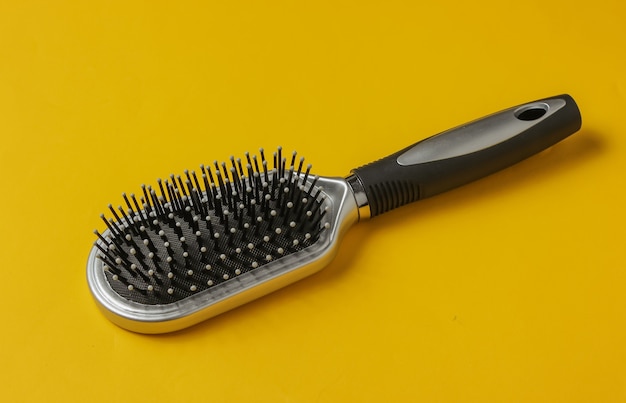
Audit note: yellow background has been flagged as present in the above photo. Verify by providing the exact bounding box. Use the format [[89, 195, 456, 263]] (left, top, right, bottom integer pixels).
[[1, 1, 625, 401]]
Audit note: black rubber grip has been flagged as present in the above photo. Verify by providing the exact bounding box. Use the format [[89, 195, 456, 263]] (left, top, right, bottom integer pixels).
[[351, 94, 582, 217]]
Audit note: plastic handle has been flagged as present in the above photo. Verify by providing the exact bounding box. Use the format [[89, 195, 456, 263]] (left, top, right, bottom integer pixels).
[[350, 94, 582, 218]]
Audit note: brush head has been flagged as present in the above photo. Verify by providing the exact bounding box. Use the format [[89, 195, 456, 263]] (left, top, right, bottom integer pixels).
[[87, 148, 359, 333]]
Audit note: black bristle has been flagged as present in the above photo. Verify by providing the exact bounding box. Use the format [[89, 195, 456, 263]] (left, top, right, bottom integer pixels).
[[96, 147, 328, 305], [176, 175, 188, 199]]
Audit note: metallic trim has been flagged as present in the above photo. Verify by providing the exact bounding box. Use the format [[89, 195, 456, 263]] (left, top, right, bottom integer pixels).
[[345, 174, 371, 220]]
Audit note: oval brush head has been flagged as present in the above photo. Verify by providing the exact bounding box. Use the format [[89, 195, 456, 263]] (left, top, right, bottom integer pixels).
[[88, 148, 358, 333]]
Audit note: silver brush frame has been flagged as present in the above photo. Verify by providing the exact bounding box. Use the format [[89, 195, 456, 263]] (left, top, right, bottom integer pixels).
[[86, 176, 360, 334]]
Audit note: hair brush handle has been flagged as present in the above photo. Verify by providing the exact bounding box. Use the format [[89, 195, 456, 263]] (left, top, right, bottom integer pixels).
[[348, 94, 582, 218]]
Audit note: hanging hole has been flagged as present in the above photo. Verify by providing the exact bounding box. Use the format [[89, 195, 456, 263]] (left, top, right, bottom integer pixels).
[[514, 103, 549, 121]]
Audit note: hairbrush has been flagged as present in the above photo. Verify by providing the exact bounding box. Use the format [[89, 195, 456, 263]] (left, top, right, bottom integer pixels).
[[87, 94, 581, 333]]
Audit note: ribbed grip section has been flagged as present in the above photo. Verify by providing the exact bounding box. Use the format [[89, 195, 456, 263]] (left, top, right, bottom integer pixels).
[[367, 180, 421, 217]]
